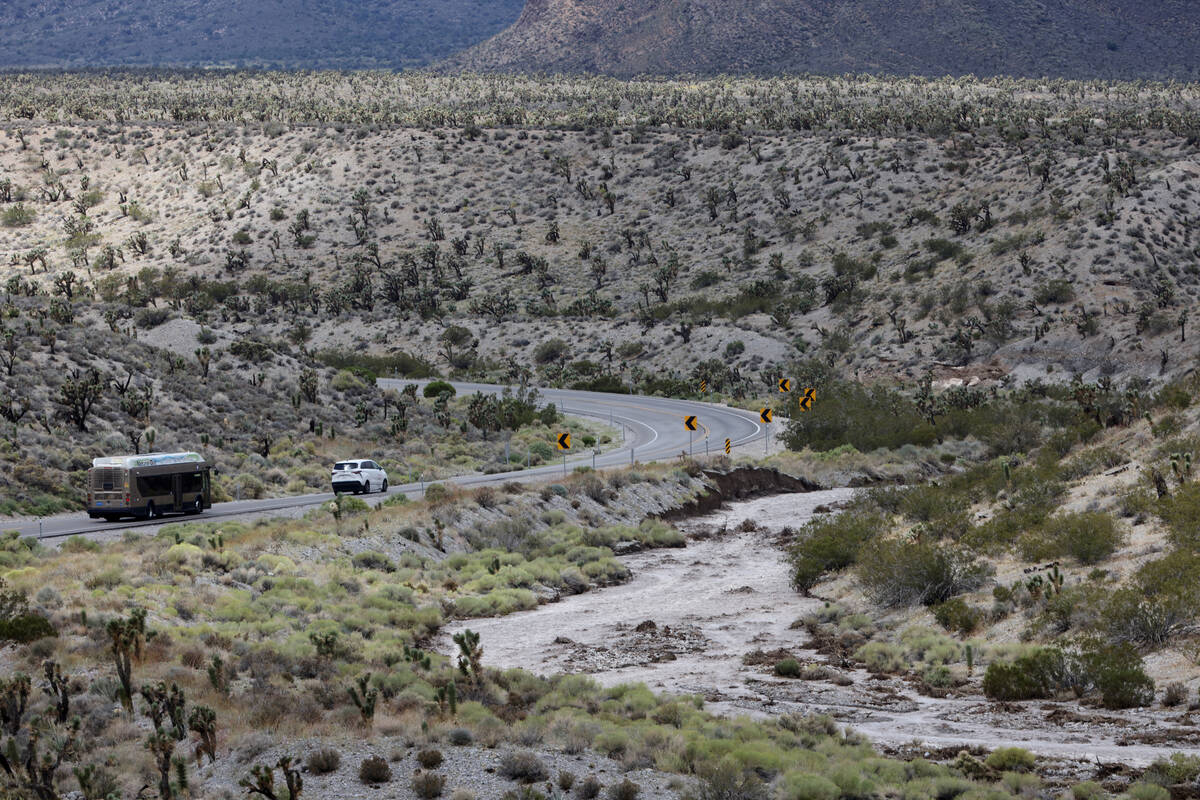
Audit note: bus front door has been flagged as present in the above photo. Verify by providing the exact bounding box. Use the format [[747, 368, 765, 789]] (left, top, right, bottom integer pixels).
[[171, 473, 183, 512]]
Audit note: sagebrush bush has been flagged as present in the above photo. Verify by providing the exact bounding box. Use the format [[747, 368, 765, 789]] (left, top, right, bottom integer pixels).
[[306, 747, 341, 774], [414, 771, 447, 799], [857, 539, 989, 607], [774, 658, 803, 678], [500, 751, 548, 783], [417, 749, 444, 769], [777, 772, 840, 800], [932, 598, 982, 634], [359, 756, 392, 784], [607, 780, 639, 800], [1082, 641, 1154, 709], [985, 747, 1035, 773], [1019, 512, 1122, 565], [576, 776, 603, 800]]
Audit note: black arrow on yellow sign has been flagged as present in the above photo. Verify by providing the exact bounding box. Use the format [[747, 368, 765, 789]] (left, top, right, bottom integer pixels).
[[684, 415, 698, 431], [760, 408, 772, 424], [778, 378, 792, 393], [557, 432, 571, 450], [799, 387, 815, 411]]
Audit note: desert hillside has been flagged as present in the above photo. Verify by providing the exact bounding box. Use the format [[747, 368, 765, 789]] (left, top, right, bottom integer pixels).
[[450, 0, 1200, 79]]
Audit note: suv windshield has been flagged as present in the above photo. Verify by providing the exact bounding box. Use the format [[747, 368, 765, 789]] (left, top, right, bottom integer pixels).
[[333, 462, 356, 471]]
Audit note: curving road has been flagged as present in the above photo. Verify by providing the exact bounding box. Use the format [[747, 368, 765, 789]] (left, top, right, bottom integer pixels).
[[11, 382, 768, 542]]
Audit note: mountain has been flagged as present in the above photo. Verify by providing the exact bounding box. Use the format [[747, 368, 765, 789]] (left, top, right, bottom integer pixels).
[[0, 0, 524, 69], [448, 0, 1200, 79]]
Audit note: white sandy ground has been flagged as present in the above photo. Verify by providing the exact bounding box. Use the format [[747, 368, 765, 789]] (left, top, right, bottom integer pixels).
[[446, 490, 1200, 770]]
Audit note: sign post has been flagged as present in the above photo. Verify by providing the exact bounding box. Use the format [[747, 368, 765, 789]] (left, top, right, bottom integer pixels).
[[557, 432, 571, 476]]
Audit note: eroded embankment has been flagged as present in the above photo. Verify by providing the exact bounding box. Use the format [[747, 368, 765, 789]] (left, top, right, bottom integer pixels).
[[445, 489, 1200, 772]]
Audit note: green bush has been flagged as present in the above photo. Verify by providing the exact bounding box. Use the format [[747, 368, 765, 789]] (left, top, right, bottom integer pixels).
[[1019, 512, 1122, 565], [981, 647, 1066, 701], [788, 512, 882, 594], [932, 598, 982, 634], [424, 380, 456, 399], [774, 658, 803, 678], [778, 773, 840, 800], [316, 348, 435, 379], [352, 551, 396, 572], [782, 380, 936, 452], [0, 613, 57, 643], [984, 747, 1035, 773], [1143, 754, 1200, 787], [1126, 785, 1170, 800], [1081, 641, 1154, 709], [857, 539, 989, 607]]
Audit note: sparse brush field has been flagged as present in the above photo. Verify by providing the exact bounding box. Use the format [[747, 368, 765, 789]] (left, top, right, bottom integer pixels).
[[3, 458, 1197, 800], [1, 71, 1198, 511]]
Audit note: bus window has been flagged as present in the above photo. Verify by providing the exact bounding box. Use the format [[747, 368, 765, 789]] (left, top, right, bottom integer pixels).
[[136, 474, 173, 496], [181, 471, 205, 495]]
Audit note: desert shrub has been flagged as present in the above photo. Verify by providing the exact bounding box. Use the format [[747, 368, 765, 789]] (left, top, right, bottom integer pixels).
[[1143, 754, 1200, 787], [558, 772, 576, 791], [1019, 512, 1122, 565], [307, 748, 341, 774], [352, 551, 396, 572], [1126, 785, 1170, 800], [1071, 781, 1106, 800], [316, 348, 434, 378], [0, 613, 57, 643], [134, 307, 170, 328], [448, 728, 474, 746], [1157, 483, 1200, 548], [854, 642, 904, 673], [857, 540, 989, 607], [417, 749, 444, 769], [774, 658, 803, 678], [2, 203, 35, 226], [981, 647, 1067, 700], [501, 751, 548, 783], [985, 747, 1035, 773], [414, 772, 447, 799], [423, 380, 456, 399], [777, 773, 840, 800], [359, 756, 392, 783], [1161, 682, 1187, 707], [1034, 279, 1075, 305], [932, 598, 982, 634], [576, 776, 603, 800], [534, 339, 570, 364], [782, 380, 936, 452], [788, 512, 883, 594], [1100, 550, 1200, 647], [607, 780, 640, 800], [1081, 641, 1154, 709]]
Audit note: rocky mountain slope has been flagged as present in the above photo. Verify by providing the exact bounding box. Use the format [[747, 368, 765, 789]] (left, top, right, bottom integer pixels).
[[0, 0, 524, 69], [450, 0, 1200, 79]]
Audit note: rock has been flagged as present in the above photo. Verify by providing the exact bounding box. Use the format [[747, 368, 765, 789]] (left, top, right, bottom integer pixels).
[[635, 619, 657, 633]]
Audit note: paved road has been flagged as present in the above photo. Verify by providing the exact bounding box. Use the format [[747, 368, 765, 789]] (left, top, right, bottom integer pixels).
[[12, 382, 766, 542]]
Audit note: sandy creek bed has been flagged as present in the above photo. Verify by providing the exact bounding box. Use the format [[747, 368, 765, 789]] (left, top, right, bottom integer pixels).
[[446, 490, 1200, 768]]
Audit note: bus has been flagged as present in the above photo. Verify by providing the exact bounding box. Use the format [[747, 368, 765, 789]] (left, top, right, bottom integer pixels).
[[87, 452, 214, 522]]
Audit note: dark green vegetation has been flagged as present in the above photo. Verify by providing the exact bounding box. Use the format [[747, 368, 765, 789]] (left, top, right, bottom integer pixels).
[[785, 372, 1200, 710], [453, 0, 1200, 80], [0, 0, 523, 69]]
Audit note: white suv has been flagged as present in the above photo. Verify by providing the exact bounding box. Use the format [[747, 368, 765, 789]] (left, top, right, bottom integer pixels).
[[331, 460, 389, 494]]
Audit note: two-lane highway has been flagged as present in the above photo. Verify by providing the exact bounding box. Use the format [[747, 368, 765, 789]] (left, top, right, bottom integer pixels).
[[10, 382, 766, 541]]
